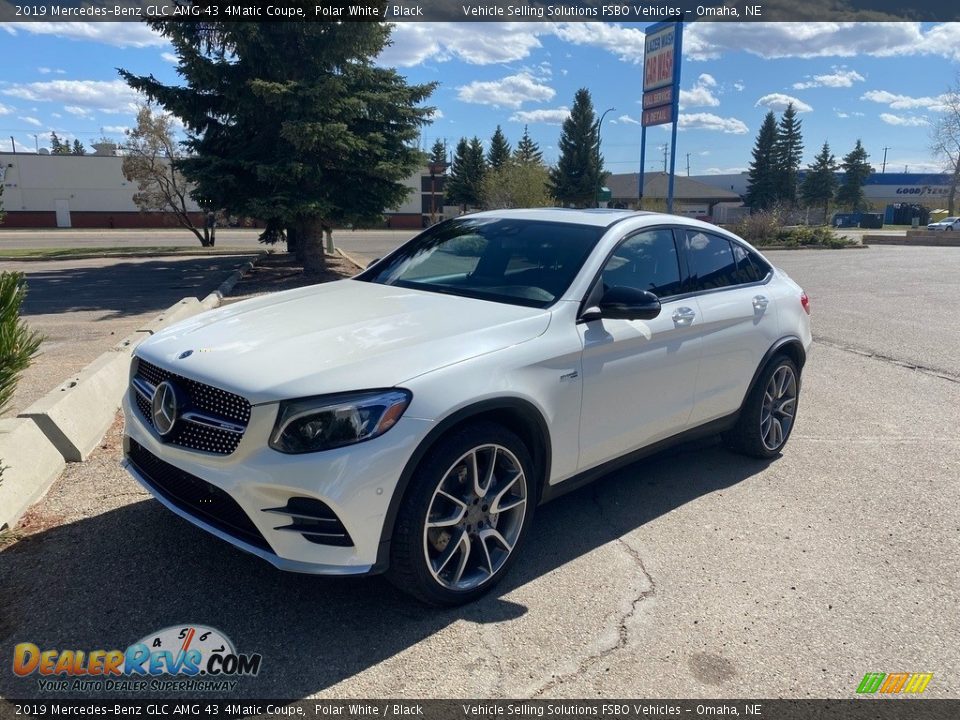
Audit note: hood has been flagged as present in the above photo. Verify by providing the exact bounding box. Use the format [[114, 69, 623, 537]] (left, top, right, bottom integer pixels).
[[136, 279, 551, 405]]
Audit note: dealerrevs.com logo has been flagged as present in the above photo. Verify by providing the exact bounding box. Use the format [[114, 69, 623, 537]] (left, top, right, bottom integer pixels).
[[856, 672, 933, 694], [13, 625, 262, 693]]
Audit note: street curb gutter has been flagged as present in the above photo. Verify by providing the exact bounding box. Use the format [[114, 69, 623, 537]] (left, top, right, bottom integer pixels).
[[1, 254, 263, 531], [200, 255, 262, 308]]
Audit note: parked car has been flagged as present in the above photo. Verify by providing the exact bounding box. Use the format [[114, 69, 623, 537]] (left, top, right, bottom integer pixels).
[[927, 217, 960, 231], [122, 209, 812, 605]]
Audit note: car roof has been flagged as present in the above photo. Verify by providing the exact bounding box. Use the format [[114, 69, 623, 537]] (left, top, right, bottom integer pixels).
[[462, 208, 658, 228]]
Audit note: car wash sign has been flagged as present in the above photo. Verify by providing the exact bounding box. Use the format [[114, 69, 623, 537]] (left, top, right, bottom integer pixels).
[[642, 22, 681, 127]]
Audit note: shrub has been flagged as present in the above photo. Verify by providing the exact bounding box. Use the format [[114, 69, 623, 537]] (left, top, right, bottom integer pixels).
[[0, 272, 42, 415], [733, 210, 783, 246]]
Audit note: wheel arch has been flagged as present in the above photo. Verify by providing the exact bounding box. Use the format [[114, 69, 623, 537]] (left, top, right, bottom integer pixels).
[[372, 397, 552, 573], [740, 336, 806, 414]]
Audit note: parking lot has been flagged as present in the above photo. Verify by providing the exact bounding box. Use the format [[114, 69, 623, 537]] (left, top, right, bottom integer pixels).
[[0, 244, 957, 699]]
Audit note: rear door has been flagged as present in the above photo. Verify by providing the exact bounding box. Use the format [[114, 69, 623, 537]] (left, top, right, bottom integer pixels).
[[678, 228, 780, 425], [577, 227, 703, 470]]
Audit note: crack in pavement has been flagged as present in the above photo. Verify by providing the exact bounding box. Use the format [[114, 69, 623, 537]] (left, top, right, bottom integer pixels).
[[814, 337, 960, 384], [531, 488, 656, 697]]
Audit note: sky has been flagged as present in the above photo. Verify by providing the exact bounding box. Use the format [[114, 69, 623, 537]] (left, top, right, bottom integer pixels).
[[0, 21, 957, 177]]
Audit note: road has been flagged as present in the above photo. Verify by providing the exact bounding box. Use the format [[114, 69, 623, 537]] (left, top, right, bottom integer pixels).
[[0, 243, 957, 700], [0, 254, 256, 417]]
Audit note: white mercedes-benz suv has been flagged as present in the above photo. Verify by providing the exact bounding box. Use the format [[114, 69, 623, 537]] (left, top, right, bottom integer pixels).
[[122, 209, 811, 605]]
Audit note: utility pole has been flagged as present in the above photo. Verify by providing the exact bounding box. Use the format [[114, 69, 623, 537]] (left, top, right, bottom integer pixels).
[[881, 146, 890, 174], [686, 153, 691, 177], [904, 164, 909, 173], [660, 143, 669, 173], [9, 136, 15, 153]]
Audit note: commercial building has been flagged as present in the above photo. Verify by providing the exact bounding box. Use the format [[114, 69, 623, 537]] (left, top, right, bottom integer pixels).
[[0, 150, 449, 229]]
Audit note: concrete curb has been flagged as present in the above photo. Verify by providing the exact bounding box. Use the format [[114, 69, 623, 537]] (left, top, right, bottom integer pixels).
[[0, 418, 66, 531], [4, 253, 265, 530], [335, 247, 371, 270], [863, 234, 960, 247]]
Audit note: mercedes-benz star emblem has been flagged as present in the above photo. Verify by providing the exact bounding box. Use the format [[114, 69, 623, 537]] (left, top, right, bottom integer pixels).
[[151, 381, 182, 438], [178, 350, 194, 360]]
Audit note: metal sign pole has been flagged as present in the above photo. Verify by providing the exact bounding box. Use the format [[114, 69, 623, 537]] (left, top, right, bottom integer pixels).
[[667, 23, 683, 215], [638, 125, 647, 210]]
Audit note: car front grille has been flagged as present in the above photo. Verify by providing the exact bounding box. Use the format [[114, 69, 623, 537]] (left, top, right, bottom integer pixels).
[[127, 439, 271, 552], [132, 358, 251, 455]]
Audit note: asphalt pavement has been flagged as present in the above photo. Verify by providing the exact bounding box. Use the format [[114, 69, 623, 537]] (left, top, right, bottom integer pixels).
[[0, 241, 957, 700], [0, 254, 256, 417]]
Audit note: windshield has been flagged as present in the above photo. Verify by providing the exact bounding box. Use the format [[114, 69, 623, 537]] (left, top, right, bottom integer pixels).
[[356, 217, 605, 308]]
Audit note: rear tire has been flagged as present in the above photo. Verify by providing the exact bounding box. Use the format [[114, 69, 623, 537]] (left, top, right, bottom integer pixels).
[[387, 421, 535, 606], [725, 354, 800, 459]]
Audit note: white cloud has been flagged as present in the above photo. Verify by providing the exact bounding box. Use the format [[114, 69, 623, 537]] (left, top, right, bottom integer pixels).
[[509, 107, 570, 125], [18, 116, 42, 127], [861, 89, 949, 112], [703, 166, 748, 175], [0, 102, 13, 116], [0, 137, 37, 153], [51, 112, 62, 119], [552, 23, 647, 64], [101, 125, 131, 135], [2, 80, 142, 114], [0, 21, 167, 48], [379, 23, 545, 66], [678, 113, 749, 134], [755, 93, 813, 113], [879, 113, 929, 127], [37, 67, 66, 75], [429, 108, 444, 120], [457, 72, 555, 109], [793, 67, 865, 89], [161, 52, 178, 64], [64, 105, 94, 118], [679, 73, 720, 110], [685, 22, 960, 63], [836, 111, 849, 118], [617, 114, 641, 125], [733, 81, 745, 92]]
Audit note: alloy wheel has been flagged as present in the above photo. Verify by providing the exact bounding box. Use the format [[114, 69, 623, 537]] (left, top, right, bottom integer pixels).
[[760, 365, 798, 451]]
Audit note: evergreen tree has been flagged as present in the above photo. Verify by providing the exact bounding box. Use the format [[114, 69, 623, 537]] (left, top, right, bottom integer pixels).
[[745, 111, 779, 211], [119, 15, 436, 274], [71, 139, 87, 156], [487, 125, 512, 169], [445, 136, 486, 209], [836, 139, 872, 211], [49, 132, 69, 155], [800, 141, 839, 224], [428, 139, 447, 168], [514, 125, 543, 165], [774, 103, 804, 205], [550, 88, 601, 207]]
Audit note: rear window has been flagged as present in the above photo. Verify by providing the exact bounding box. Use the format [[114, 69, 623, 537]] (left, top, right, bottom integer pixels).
[[682, 230, 739, 291]]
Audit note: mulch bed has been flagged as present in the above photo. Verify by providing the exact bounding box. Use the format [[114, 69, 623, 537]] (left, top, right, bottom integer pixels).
[[227, 251, 362, 302]]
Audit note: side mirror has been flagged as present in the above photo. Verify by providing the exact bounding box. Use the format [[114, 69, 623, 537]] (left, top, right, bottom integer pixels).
[[589, 286, 662, 321]]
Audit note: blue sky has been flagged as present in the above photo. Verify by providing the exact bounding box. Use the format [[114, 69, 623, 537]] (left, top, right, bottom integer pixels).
[[0, 21, 957, 176]]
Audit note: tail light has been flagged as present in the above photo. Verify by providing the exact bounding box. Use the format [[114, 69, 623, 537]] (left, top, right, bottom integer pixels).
[[800, 291, 810, 315]]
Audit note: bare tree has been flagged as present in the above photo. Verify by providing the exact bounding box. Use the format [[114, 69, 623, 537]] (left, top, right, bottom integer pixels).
[[932, 74, 960, 215], [122, 106, 215, 246]]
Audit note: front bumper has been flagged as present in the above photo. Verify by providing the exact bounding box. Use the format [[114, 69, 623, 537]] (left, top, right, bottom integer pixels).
[[121, 390, 432, 575]]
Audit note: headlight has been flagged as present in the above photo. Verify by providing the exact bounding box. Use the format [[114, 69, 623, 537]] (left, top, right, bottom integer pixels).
[[269, 389, 412, 454]]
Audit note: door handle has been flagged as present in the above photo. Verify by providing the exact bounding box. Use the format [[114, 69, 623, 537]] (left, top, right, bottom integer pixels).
[[672, 307, 696, 326], [752, 295, 769, 312]]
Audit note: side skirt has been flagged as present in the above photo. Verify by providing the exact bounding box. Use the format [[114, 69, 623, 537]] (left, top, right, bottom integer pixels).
[[539, 412, 739, 505]]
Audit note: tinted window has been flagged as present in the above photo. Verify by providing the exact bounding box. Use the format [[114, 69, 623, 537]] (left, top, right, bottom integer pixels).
[[731, 242, 768, 284], [600, 229, 682, 297], [683, 231, 739, 291], [357, 218, 603, 308]]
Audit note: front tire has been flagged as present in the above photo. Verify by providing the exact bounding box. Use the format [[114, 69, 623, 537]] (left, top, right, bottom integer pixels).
[[725, 354, 800, 459], [387, 421, 535, 606]]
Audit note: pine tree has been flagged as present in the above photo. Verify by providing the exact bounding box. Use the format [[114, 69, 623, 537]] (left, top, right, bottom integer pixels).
[[514, 125, 543, 166], [745, 111, 779, 211], [550, 88, 600, 207], [487, 125, 512, 170], [428, 139, 447, 168], [800, 141, 839, 224], [836, 139, 872, 211], [49, 132, 69, 155], [445, 137, 486, 209], [774, 103, 804, 206], [119, 15, 436, 274], [71, 139, 87, 156]]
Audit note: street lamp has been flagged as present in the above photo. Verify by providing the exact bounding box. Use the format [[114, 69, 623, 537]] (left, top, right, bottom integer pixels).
[[596, 107, 615, 208]]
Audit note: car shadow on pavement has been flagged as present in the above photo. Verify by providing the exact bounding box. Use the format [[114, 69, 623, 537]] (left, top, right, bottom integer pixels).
[[0, 439, 772, 700], [17, 256, 256, 319]]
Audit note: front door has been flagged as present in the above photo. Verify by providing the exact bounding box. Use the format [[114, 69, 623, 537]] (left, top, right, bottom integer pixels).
[[578, 228, 702, 470], [55, 199, 71, 228]]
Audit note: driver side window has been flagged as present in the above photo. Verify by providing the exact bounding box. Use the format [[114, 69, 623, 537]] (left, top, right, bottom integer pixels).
[[600, 229, 682, 298]]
